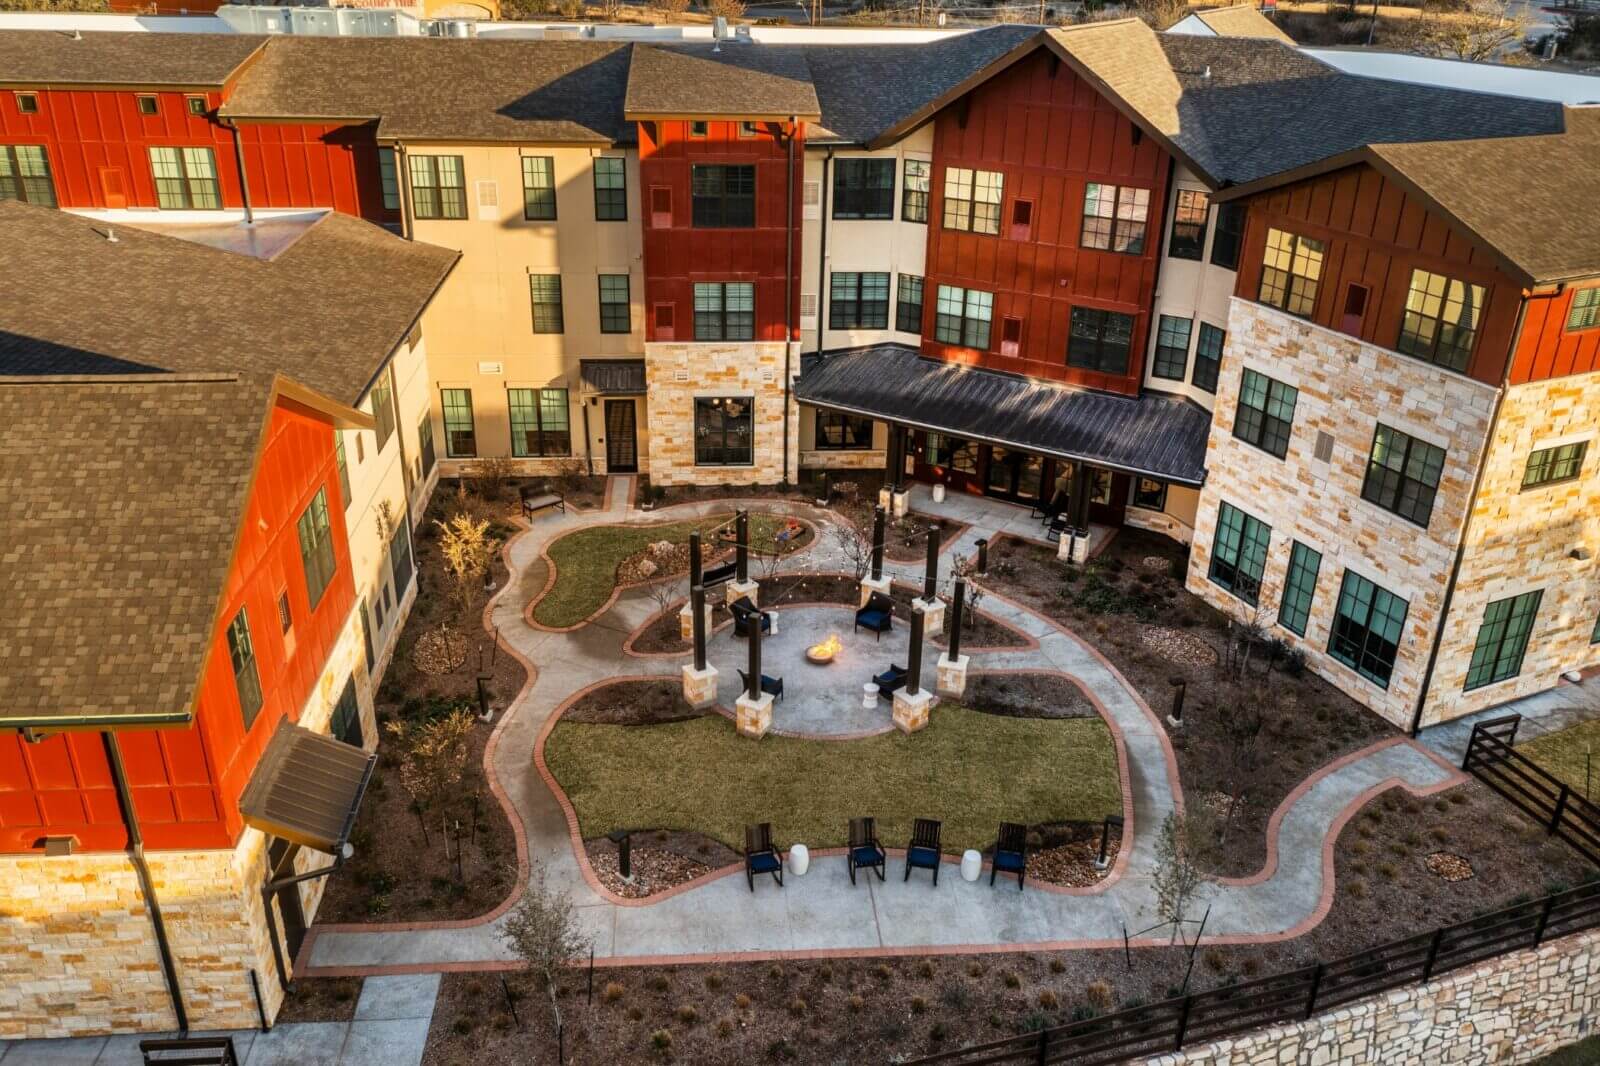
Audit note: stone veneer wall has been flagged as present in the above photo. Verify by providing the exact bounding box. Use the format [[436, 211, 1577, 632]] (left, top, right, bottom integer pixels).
[[1421, 371, 1600, 724], [1150, 928, 1600, 1066], [1187, 298, 1498, 728], [643, 341, 798, 486]]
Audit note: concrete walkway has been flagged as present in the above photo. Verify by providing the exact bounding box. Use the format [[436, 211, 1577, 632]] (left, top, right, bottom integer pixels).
[[302, 484, 1463, 973], [1416, 673, 1600, 766]]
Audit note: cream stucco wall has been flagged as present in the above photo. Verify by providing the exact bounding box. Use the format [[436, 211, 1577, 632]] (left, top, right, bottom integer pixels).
[[1144, 166, 1236, 410]]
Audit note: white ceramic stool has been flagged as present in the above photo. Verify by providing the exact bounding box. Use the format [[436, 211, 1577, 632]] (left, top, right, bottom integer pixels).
[[788, 843, 810, 876], [862, 682, 878, 709], [960, 849, 982, 882]]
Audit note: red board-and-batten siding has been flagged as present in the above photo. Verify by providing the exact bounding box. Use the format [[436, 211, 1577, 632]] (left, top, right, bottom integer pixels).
[[921, 48, 1171, 397], [639, 119, 805, 343], [0, 400, 355, 855]]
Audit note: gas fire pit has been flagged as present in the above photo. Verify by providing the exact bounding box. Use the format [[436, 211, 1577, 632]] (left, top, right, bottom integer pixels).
[[806, 634, 842, 665]]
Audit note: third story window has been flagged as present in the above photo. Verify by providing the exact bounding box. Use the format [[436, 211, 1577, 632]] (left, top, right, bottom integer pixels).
[[369, 365, 396, 453], [377, 147, 400, 211], [1396, 269, 1485, 373], [832, 158, 894, 220], [1258, 228, 1324, 317], [441, 388, 476, 458], [1361, 423, 1446, 528], [509, 387, 571, 458], [902, 159, 929, 223], [1568, 288, 1600, 331], [814, 410, 874, 450], [1081, 183, 1150, 255], [1465, 590, 1543, 691], [1208, 500, 1271, 606], [598, 274, 631, 334], [1232, 367, 1299, 459], [296, 487, 337, 612], [934, 285, 993, 349], [1067, 307, 1135, 375], [1168, 189, 1210, 260], [1278, 540, 1322, 637], [227, 608, 264, 729], [0, 144, 55, 207], [1210, 202, 1246, 270], [896, 274, 924, 334], [529, 274, 564, 334], [694, 396, 753, 466], [409, 154, 467, 220], [691, 164, 755, 228], [1522, 440, 1587, 489], [521, 156, 557, 220], [1329, 569, 1409, 688], [829, 271, 889, 329], [149, 146, 220, 210], [694, 282, 755, 341], [1152, 315, 1192, 381], [942, 166, 1002, 234], [594, 157, 627, 221], [1192, 322, 1224, 393], [418, 414, 437, 476]]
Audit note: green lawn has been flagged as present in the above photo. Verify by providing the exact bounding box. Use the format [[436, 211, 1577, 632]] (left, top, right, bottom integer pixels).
[[533, 514, 802, 628], [1517, 718, 1600, 800], [542, 705, 1121, 853], [1530, 1035, 1600, 1065]]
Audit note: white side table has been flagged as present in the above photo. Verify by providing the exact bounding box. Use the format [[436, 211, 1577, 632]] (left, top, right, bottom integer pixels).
[[960, 849, 982, 882], [788, 843, 810, 876], [862, 682, 878, 709]]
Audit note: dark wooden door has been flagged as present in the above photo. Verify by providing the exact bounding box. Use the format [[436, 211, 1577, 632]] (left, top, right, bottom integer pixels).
[[604, 400, 637, 473]]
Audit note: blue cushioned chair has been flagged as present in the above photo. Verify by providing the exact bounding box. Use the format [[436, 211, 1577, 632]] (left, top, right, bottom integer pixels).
[[737, 668, 784, 703], [874, 664, 908, 701], [730, 596, 772, 638], [991, 821, 1028, 891], [745, 822, 784, 892], [847, 817, 886, 885], [855, 591, 894, 640], [904, 818, 942, 885]]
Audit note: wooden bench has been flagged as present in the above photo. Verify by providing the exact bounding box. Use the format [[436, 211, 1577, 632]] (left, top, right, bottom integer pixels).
[[520, 490, 566, 521], [140, 1037, 241, 1066]]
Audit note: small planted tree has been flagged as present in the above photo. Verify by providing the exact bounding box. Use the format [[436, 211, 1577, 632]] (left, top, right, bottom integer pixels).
[[386, 707, 475, 846], [436, 512, 498, 621], [501, 864, 593, 1044], [830, 519, 874, 582], [1152, 810, 1215, 943]]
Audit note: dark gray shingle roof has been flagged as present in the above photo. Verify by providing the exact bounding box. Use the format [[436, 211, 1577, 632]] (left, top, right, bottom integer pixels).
[[580, 359, 647, 394], [626, 43, 820, 119]]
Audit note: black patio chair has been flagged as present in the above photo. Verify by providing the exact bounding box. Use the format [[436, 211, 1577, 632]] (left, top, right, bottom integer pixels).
[[737, 668, 785, 702], [1045, 513, 1069, 544], [904, 818, 943, 885], [744, 822, 784, 892], [730, 596, 772, 638], [874, 663, 908, 700], [854, 592, 894, 640], [703, 560, 738, 589], [847, 816, 886, 885], [991, 822, 1028, 891], [1032, 488, 1068, 521]]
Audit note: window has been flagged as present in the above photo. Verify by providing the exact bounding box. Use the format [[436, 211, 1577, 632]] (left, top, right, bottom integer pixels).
[[693, 282, 755, 341], [186, 96, 207, 117], [330, 678, 363, 748], [815, 411, 873, 450], [1009, 199, 1033, 241], [508, 387, 571, 457], [1397, 269, 1485, 372], [691, 164, 755, 228], [377, 147, 400, 211], [739, 121, 759, 138], [441, 388, 476, 458], [369, 366, 395, 453], [599, 274, 630, 334], [1233, 368, 1298, 459], [1152, 315, 1192, 381], [1067, 307, 1135, 375], [1361, 424, 1446, 527], [408, 155, 466, 220], [1168, 190, 1210, 260], [1192, 323, 1224, 393], [0, 145, 55, 207], [594, 157, 626, 221], [689, 120, 708, 137], [1568, 288, 1600, 332], [136, 95, 158, 116], [1258, 228, 1324, 317], [1210, 202, 1245, 270], [521, 156, 556, 220], [15, 93, 37, 114], [277, 591, 292, 635], [832, 158, 894, 220], [1278, 541, 1322, 637], [296, 488, 337, 612], [1329, 570, 1409, 688], [1465, 590, 1543, 691], [933, 285, 993, 349], [896, 274, 924, 334], [529, 274, 564, 334], [1208, 500, 1271, 606], [149, 147, 220, 210], [1523, 441, 1587, 489], [1132, 477, 1167, 511], [227, 608, 264, 729], [418, 414, 436, 477], [829, 272, 890, 329], [902, 159, 929, 223], [335, 433, 351, 506], [1081, 183, 1150, 254], [942, 166, 1002, 234], [926, 433, 977, 473], [694, 397, 753, 466]]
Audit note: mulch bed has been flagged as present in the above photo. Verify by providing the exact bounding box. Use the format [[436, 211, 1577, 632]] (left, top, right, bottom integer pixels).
[[1024, 822, 1118, 887], [277, 976, 362, 1023], [583, 830, 740, 900], [966, 673, 1098, 720], [835, 495, 971, 564], [563, 679, 708, 726]]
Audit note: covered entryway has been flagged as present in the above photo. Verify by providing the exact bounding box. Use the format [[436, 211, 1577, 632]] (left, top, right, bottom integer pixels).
[[581, 359, 647, 476], [605, 399, 638, 473]]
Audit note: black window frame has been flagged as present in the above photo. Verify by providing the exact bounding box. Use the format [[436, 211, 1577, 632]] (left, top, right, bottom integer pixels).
[[1067, 306, 1135, 375], [1465, 589, 1543, 691], [832, 158, 895, 221], [1210, 202, 1246, 270], [377, 147, 400, 212], [694, 396, 754, 466], [227, 607, 264, 730], [1192, 322, 1224, 393], [136, 94, 158, 116], [1328, 569, 1409, 689], [1131, 477, 1167, 511], [368, 364, 396, 453], [529, 274, 564, 334], [1361, 423, 1446, 528], [329, 678, 363, 748], [814, 410, 874, 450], [1168, 189, 1210, 260], [521, 155, 557, 221], [1278, 540, 1322, 637], [1396, 268, 1486, 373], [0, 143, 55, 206], [693, 281, 755, 341], [1258, 227, 1324, 318], [1207, 500, 1271, 606], [508, 387, 572, 459], [933, 284, 993, 350], [1232, 367, 1299, 460], [902, 159, 929, 224], [418, 413, 437, 477], [408, 154, 467, 220], [441, 388, 476, 458], [1568, 288, 1600, 332], [296, 487, 337, 613], [1080, 182, 1151, 255], [691, 164, 755, 228], [390, 517, 415, 600], [1151, 315, 1192, 381], [829, 271, 890, 330], [942, 166, 1003, 235], [15, 92, 38, 115], [896, 274, 924, 334], [594, 156, 627, 221], [1522, 440, 1587, 489], [598, 274, 631, 334]]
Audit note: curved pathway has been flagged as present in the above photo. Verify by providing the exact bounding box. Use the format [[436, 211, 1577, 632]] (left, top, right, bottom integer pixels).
[[301, 483, 1464, 975]]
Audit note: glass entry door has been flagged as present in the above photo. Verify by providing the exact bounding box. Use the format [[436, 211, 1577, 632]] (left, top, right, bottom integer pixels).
[[983, 447, 1044, 503]]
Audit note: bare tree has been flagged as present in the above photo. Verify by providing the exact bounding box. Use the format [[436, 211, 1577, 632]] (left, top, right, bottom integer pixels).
[[830, 518, 874, 582], [1127, 0, 1188, 30], [475, 456, 517, 502], [656, 0, 691, 15], [501, 863, 593, 1043], [1214, 685, 1268, 848], [644, 575, 682, 630], [704, 0, 745, 18], [386, 708, 475, 846], [1152, 810, 1215, 941], [1403, 0, 1529, 60]]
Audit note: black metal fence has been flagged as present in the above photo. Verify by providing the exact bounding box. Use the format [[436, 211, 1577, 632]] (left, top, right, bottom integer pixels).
[[1463, 714, 1600, 868]]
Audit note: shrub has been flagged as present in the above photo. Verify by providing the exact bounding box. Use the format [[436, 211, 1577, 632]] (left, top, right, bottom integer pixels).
[[931, 1021, 948, 1041], [626, 1006, 645, 1021], [848, 995, 865, 1013], [910, 996, 927, 1014], [649, 974, 670, 992], [768, 963, 784, 981], [705, 972, 723, 990], [676, 1004, 698, 1024], [788, 996, 807, 1016], [917, 960, 935, 979], [1003, 971, 1022, 989], [716, 1017, 735, 1038], [602, 981, 626, 1004], [967, 962, 985, 978], [1037, 989, 1059, 1009], [817, 964, 832, 983], [1203, 948, 1226, 972], [1085, 980, 1115, 1010], [1049, 958, 1066, 974], [452, 1018, 472, 1036], [1348, 880, 1368, 899], [734, 993, 753, 1009], [1379, 863, 1399, 880], [650, 1028, 672, 1051], [874, 963, 893, 981]]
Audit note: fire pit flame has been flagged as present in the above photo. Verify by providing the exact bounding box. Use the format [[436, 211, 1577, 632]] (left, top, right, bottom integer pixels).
[[806, 633, 842, 664]]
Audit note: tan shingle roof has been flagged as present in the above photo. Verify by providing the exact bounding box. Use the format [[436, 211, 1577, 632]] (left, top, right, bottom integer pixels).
[[625, 43, 821, 120], [1192, 5, 1296, 43], [0, 30, 262, 88]]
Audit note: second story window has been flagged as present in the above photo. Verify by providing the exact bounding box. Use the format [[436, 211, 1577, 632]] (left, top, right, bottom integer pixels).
[[942, 167, 1002, 235], [136, 95, 158, 116], [1081, 183, 1150, 254], [227, 608, 264, 729], [1259, 228, 1323, 317], [694, 282, 755, 341], [1329, 569, 1408, 688], [529, 274, 564, 334], [1397, 269, 1485, 373], [1208, 500, 1270, 606], [1067, 307, 1134, 375], [1233, 367, 1298, 459], [377, 147, 400, 211], [1210, 202, 1246, 270], [509, 387, 571, 457], [599, 274, 631, 334], [15, 93, 38, 114], [896, 274, 924, 334], [1192, 322, 1224, 394], [1522, 440, 1587, 489], [833, 158, 894, 220], [409, 155, 466, 220], [369, 365, 396, 452], [441, 388, 476, 457], [691, 164, 755, 228], [296, 488, 337, 612], [934, 284, 993, 349], [522, 156, 557, 220], [594, 157, 627, 221], [149, 147, 220, 210], [902, 159, 929, 224], [1168, 190, 1210, 260], [1152, 315, 1191, 380], [829, 271, 889, 329], [1361, 423, 1445, 528], [0, 145, 55, 207], [1568, 288, 1600, 331]]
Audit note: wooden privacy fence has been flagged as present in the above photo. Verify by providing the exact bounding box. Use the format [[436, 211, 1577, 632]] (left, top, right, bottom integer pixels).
[[1463, 714, 1600, 868]]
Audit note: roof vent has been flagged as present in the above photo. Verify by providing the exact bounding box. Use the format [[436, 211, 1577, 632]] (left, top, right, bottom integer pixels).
[[103, 227, 118, 244]]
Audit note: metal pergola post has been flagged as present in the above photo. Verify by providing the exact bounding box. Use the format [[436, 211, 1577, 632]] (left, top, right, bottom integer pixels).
[[907, 608, 925, 696], [949, 577, 966, 662], [870, 505, 886, 582], [691, 583, 708, 673], [923, 520, 941, 600], [735, 509, 749, 583], [688, 530, 704, 589], [747, 616, 763, 700]]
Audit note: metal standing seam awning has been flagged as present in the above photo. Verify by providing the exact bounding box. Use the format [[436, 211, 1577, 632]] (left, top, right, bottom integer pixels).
[[579, 358, 647, 395], [238, 720, 376, 856]]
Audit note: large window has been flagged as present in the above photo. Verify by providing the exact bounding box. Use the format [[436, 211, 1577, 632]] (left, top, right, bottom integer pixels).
[[368, 366, 396, 453], [1067, 307, 1134, 375], [1233, 368, 1298, 459], [1210, 202, 1246, 270], [1258, 228, 1323, 317], [694, 396, 753, 466], [814, 410, 873, 450], [0, 145, 55, 206], [521, 156, 556, 220], [1152, 315, 1192, 380], [418, 414, 437, 476], [1568, 288, 1600, 332], [693, 282, 755, 341], [942, 166, 1002, 234], [902, 159, 929, 223], [335, 433, 351, 506], [1329, 570, 1409, 688], [1168, 189, 1210, 260], [1396, 269, 1485, 373], [1193, 323, 1224, 393], [297, 488, 337, 612], [691, 164, 755, 228], [1081, 183, 1150, 254], [896, 274, 924, 334], [441, 388, 475, 458], [833, 158, 894, 220], [330, 678, 362, 748], [934, 285, 993, 349], [377, 147, 400, 211], [1278, 541, 1322, 637], [1465, 590, 1543, 691], [227, 608, 264, 729], [529, 275, 564, 334], [926, 433, 977, 474], [509, 387, 571, 457], [390, 519, 415, 600], [1523, 440, 1587, 489], [1361, 424, 1445, 528], [149, 146, 220, 210], [1208, 500, 1271, 606], [408, 155, 466, 220], [598, 274, 630, 334], [594, 157, 627, 221], [829, 272, 889, 329]]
